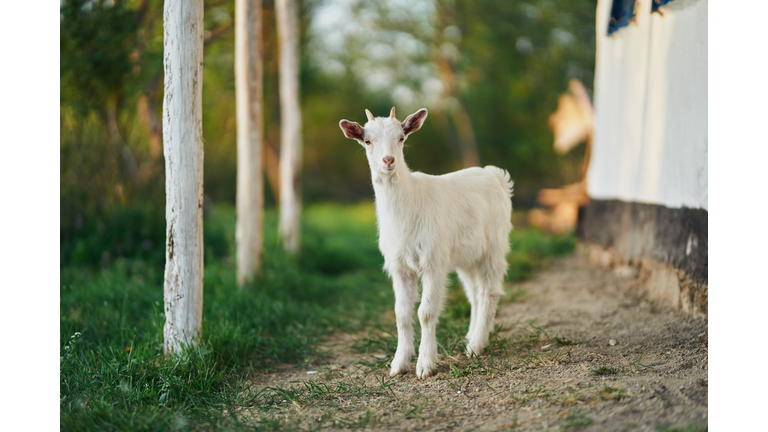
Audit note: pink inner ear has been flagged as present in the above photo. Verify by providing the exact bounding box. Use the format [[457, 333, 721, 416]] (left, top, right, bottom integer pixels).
[[342, 121, 364, 140], [403, 110, 427, 135]]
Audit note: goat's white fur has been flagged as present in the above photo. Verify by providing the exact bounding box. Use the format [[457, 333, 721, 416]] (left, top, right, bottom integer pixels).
[[339, 107, 513, 378]]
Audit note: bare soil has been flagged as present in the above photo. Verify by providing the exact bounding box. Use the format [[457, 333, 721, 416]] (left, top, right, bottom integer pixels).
[[241, 253, 708, 431]]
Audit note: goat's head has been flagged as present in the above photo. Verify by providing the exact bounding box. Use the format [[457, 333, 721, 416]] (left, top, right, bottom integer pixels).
[[339, 107, 428, 177]]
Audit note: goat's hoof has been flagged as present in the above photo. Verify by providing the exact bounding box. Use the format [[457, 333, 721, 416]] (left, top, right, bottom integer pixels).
[[389, 357, 410, 376], [466, 346, 484, 357], [416, 358, 437, 379], [389, 367, 408, 377]]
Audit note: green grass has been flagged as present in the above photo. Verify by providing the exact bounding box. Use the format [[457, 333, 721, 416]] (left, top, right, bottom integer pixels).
[[589, 366, 623, 376], [598, 385, 626, 401], [657, 424, 708, 432], [560, 409, 594, 431], [61, 203, 576, 430]]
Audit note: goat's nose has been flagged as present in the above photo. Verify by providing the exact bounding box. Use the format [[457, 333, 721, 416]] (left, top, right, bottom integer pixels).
[[383, 156, 394, 166]]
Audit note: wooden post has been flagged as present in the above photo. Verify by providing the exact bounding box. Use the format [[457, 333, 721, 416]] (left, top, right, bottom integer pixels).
[[236, 0, 264, 285], [162, 0, 205, 355], [275, 0, 302, 252]]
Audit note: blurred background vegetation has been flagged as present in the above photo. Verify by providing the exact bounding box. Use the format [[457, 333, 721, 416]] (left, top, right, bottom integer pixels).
[[60, 1, 593, 426], [60, 0, 596, 267]]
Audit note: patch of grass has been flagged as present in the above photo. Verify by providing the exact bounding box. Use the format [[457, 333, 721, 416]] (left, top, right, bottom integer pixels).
[[598, 385, 626, 401], [333, 410, 376, 429], [61, 203, 391, 430], [255, 376, 393, 409], [354, 356, 392, 376], [589, 366, 623, 376], [657, 424, 708, 432], [518, 349, 571, 371], [509, 384, 547, 404], [350, 327, 398, 356], [449, 362, 478, 379], [506, 228, 576, 282], [515, 321, 551, 350], [554, 336, 579, 346], [630, 349, 655, 372], [560, 409, 594, 431], [400, 402, 428, 419], [557, 398, 580, 408]]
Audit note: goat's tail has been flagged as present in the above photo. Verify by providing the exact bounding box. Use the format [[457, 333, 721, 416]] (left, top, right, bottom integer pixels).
[[485, 165, 514, 199]]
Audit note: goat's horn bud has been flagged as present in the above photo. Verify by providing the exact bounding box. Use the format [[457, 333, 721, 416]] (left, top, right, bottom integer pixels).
[[390, 106, 396, 118], [365, 109, 375, 121]]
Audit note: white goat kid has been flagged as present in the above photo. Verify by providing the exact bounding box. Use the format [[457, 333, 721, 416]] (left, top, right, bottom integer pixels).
[[339, 107, 513, 379]]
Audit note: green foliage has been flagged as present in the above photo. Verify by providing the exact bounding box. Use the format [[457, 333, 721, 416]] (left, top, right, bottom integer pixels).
[[60, 203, 165, 267], [446, 0, 597, 196], [60, 0, 143, 112], [60, 204, 391, 429], [60, 0, 597, 231]]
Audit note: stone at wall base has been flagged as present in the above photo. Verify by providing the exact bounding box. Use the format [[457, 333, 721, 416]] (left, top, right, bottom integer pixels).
[[581, 243, 707, 316]]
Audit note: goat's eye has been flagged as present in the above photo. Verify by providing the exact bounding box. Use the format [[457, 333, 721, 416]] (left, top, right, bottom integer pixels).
[[365, 140, 371, 145], [399, 137, 404, 142]]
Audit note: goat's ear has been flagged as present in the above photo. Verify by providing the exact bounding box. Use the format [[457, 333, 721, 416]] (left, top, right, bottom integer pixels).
[[339, 120, 365, 141], [402, 108, 428, 136]]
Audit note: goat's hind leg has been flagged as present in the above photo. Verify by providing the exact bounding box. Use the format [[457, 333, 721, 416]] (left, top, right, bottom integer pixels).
[[456, 268, 479, 342], [390, 266, 418, 376], [466, 258, 506, 357]]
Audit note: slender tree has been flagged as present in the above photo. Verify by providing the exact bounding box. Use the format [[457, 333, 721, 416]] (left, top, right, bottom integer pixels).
[[275, 0, 302, 252], [162, 0, 205, 355], [235, 0, 265, 285]]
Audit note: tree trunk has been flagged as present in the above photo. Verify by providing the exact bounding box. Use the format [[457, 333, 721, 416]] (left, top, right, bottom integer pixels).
[[106, 96, 140, 187], [162, 0, 205, 356], [264, 136, 281, 202], [449, 104, 481, 168], [435, 53, 481, 168], [235, 0, 264, 286], [275, 0, 302, 252]]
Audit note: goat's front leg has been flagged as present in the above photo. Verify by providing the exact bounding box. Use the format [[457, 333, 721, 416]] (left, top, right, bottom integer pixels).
[[390, 267, 418, 376], [416, 270, 447, 379]]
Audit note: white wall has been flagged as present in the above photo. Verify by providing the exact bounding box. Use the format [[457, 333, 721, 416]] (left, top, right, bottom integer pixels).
[[588, 0, 708, 210]]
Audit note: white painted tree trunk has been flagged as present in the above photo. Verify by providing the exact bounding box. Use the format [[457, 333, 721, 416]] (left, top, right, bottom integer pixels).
[[235, 0, 264, 285], [162, 0, 205, 356], [275, 0, 302, 252]]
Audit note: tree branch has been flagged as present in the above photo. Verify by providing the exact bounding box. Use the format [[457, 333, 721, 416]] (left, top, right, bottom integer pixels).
[[205, 21, 233, 47]]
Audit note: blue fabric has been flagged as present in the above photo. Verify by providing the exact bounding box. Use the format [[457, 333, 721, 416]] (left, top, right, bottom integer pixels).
[[607, 0, 636, 35], [652, 0, 674, 13]]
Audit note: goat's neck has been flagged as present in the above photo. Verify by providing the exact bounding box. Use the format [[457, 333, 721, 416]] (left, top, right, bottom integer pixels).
[[371, 163, 414, 216]]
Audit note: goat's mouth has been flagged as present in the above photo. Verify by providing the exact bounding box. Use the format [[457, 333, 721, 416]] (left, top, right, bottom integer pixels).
[[380, 164, 395, 172]]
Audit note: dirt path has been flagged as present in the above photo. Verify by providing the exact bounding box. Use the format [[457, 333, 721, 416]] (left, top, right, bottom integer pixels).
[[242, 254, 708, 431]]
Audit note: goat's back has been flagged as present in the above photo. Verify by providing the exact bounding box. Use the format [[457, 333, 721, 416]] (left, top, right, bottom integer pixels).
[[394, 166, 513, 271]]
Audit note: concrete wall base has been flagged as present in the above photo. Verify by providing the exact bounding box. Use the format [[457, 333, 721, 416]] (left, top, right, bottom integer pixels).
[[582, 243, 707, 316], [577, 198, 707, 316]]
